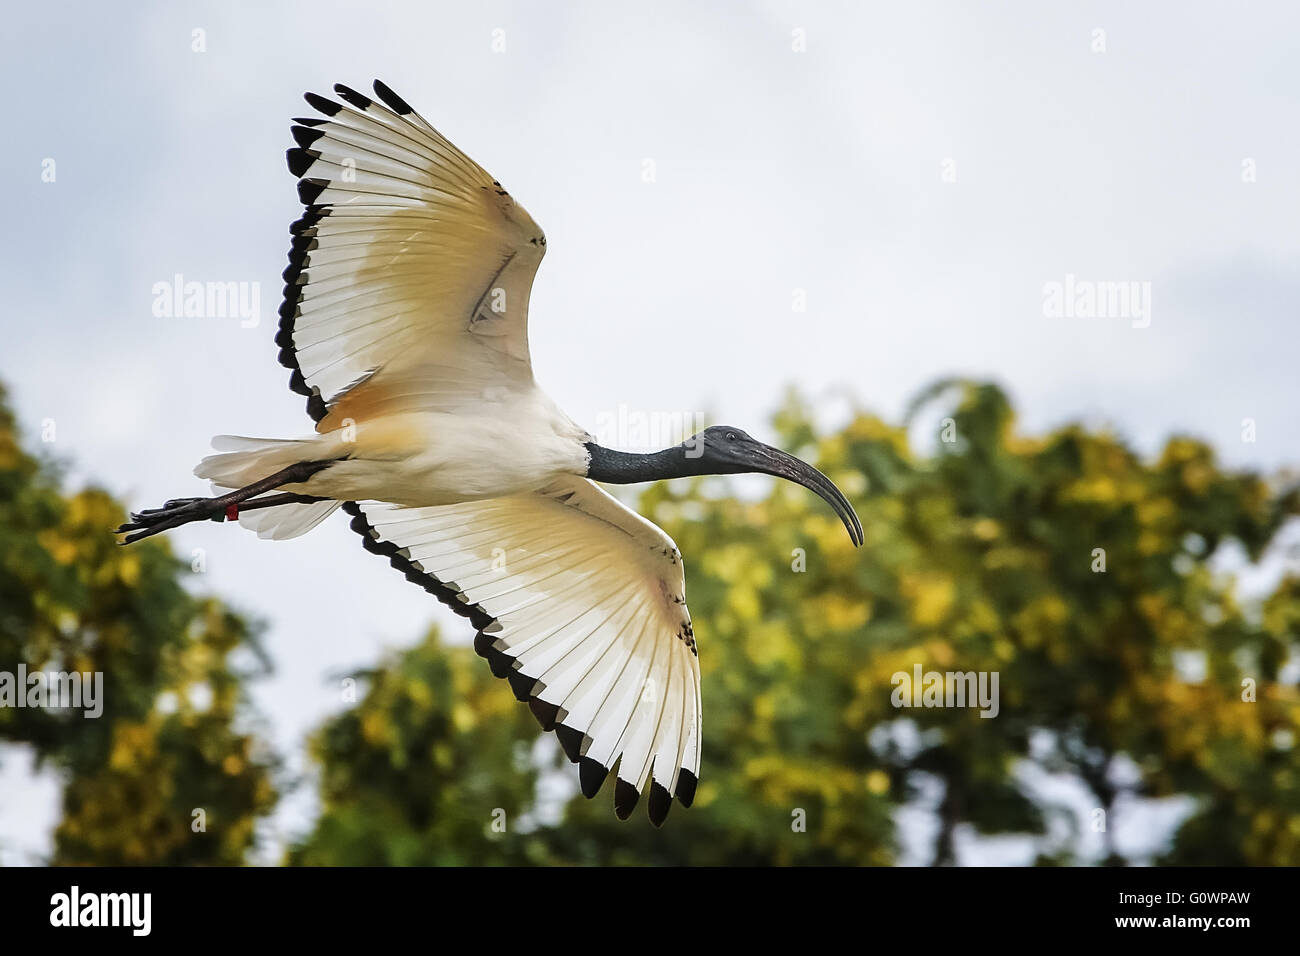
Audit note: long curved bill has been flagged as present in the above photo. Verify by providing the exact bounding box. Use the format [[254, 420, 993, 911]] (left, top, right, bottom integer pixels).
[[757, 446, 864, 547]]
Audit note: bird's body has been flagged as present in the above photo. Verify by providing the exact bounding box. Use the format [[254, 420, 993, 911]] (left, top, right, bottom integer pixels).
[[210, 386, 591, 508], [325, 401, 589, 505], [121, 80, 862, 825]]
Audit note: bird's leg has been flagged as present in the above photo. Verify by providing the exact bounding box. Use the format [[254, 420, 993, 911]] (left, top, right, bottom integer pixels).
[[116, 460, 337, 544]]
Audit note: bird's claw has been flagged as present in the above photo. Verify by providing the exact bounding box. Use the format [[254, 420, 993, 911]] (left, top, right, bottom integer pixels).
[[115, 497, 222, 543]]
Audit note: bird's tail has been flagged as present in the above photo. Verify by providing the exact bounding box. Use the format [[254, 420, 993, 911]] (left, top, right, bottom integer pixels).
[[194, 435, 342, 540]]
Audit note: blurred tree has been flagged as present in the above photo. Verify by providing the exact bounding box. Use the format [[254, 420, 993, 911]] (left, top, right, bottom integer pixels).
[[295, 379, 1300, 865], [5, 372, 1297, 866], [0, 383, 277, 864], [287, 628, 556, 865]]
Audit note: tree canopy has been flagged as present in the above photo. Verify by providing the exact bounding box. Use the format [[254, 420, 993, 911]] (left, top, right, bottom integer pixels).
[[0, 384, 276, 864], [2, 377, 1296, 865]]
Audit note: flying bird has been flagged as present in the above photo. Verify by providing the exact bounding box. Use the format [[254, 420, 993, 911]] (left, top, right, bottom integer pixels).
[[119, 80, 863, 826]]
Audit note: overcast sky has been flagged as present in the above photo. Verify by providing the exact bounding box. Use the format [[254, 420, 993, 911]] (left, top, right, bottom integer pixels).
[[1, 0, 1297, 864]]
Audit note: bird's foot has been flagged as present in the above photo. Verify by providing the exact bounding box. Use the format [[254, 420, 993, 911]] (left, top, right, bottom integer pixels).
[[115, 497, 226, 543]]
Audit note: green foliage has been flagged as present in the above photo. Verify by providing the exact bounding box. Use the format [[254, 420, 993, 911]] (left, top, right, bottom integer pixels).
[[0, 384, 277, 864], [287, 630, 555, 865]]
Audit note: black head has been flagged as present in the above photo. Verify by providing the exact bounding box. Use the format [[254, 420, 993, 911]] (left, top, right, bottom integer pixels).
[[681, 426, 762, 471], [682, 426, 864, 546]]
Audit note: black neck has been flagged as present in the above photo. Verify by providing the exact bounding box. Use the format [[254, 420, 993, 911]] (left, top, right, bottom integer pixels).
[[584, 442, 709, 484]]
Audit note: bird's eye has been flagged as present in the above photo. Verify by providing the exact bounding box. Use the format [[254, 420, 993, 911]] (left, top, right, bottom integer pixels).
[[726, 432, 737, 441]]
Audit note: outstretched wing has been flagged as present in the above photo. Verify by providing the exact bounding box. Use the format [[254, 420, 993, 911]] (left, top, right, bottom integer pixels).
[[279, 80, 547, 427], [345, 476, 702, 826]]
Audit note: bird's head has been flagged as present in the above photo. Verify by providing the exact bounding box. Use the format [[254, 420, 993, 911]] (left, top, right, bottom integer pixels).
[[681, 426, 863, 547]]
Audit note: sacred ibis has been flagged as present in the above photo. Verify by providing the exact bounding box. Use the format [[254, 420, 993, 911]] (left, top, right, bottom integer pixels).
[[119, 80, 863, 825]]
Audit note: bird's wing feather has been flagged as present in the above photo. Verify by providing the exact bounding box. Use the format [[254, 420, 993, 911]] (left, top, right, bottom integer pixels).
[[279, 81, 546, 428], [343, 475, 701, 824]]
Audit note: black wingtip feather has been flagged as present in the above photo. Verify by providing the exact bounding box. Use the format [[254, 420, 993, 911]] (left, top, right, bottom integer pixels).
[[555, 724, 584, 763], [483, 645, 513, 679], [303, 91, 342, 116], [291, 125, 325, 149], [290, 208, 329, 236], [505, 668, 536, 702], [648, 782, 673, 827], [372, 79, 413, 114], [333, 83, 372, 110], [287, 368, 310, 397], [614, 779, 640, 821], [579, 757, 609, 798], [676, 769, 698, 807], [286, 147, 319, 178], [305, 392, 328, 421], [297, 178, 328, 206], [529, 697, 560, 731], [473, 631, 497, 659]]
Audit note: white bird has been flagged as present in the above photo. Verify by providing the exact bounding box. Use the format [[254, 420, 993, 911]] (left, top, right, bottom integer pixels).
[[120, 80, 863, 825]]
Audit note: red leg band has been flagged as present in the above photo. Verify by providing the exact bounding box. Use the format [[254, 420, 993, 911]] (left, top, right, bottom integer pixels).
[[226, 504, 239, 521]]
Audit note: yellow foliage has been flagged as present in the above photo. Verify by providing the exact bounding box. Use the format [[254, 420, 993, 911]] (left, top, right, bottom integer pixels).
[[901, 572, 955, 627], [361, 709, 390, 747], [820, 594, 870, 632]]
